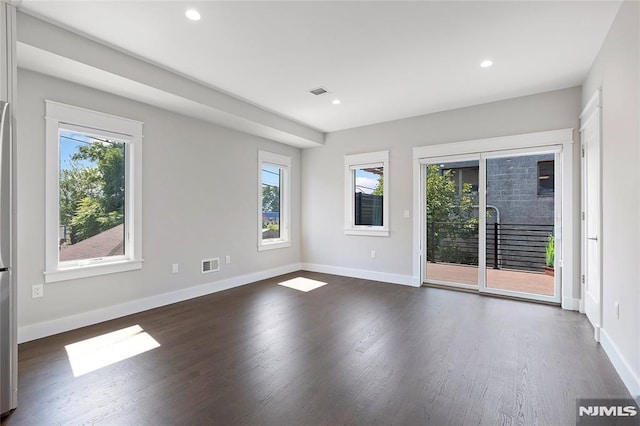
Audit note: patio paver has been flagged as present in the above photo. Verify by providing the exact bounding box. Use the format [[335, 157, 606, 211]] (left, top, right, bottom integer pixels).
[[426, 262, 554, 296]]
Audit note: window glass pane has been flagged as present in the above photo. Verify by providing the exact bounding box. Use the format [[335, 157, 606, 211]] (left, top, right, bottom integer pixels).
[[442, 163, 479, 195], [262, 165, 281, 241], [59, 131, 126, 262], [354, 166, 384, 226], [486, 154, 555, 296], [426, 162, 479, 286]]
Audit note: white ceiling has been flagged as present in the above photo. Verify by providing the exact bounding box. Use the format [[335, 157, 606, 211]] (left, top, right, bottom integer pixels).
[[19, 1, 621, 133]]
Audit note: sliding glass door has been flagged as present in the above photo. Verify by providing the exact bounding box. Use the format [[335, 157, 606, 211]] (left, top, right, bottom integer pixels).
[[423, 148, 561, 303]]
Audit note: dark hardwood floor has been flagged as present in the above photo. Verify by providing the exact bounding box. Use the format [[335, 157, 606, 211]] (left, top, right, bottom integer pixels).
[[1, 271, 630, 425]]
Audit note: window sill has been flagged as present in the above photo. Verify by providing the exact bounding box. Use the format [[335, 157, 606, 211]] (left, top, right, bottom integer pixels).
[[344, 228, 390, 237], [44, 259, 143, 283], [258, 241, 292, 251]]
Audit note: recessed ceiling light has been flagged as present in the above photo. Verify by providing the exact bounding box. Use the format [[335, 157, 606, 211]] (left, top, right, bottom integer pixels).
[[185, 9, 201, 21], [332, 99, 341, 105], [480, 59, 493, 68]]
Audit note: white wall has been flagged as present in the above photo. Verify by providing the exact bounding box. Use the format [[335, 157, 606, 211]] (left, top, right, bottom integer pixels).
[[16, 69, 302, 340], [582, 0, 640, 395], [302, 87, 582, 291]]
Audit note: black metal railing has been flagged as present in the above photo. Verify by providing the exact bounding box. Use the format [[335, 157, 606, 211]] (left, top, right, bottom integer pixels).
[[427, 221, 554, 273], [487, 223, 554, 272]]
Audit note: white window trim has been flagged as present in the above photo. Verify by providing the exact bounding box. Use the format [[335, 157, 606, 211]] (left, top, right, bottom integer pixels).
[[344, 150, 389, 237], [44, 100, 143, 283], [258, 150, 291, 251]]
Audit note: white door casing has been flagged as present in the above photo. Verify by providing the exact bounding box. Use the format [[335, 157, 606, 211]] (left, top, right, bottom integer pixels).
[[580, 90, 602, 341]]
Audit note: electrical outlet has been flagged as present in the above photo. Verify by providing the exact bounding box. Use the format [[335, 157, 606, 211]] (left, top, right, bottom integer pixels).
[[172, 264, 179, 274], [225, 255, 231, 264], [32, 284, 44, 299], [370, 250, 376, 259], [404, 209, 410, 219]]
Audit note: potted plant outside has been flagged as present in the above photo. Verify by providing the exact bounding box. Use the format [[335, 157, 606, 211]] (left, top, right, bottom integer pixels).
[[545, 235, 555, 276]]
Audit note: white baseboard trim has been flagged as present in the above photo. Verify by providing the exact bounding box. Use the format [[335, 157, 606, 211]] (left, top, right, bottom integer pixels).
[[600, 328, 640, 397], [561, 297, 580, 311], [301, 263, 419, 287], [18, 263, 302, 343]]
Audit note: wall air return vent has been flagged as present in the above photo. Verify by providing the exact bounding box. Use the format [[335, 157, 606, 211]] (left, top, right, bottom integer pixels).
[[309, 87, 330, 96], [201, 258, 220, 274]]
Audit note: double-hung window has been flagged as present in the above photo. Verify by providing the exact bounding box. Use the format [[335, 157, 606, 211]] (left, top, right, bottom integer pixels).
[[258, 150, 291, 250], [344, 150, 389, 236], [44, 101, 143, 282]]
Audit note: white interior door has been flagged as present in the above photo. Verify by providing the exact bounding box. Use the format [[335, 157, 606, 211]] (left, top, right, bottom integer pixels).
[[581, 93, 602, 341]]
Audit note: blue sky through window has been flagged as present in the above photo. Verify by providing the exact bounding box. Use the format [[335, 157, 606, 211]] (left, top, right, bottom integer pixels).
[[262, 165, 280, 188], [355, 168, 379, 194], [59, 131, 97, 170]]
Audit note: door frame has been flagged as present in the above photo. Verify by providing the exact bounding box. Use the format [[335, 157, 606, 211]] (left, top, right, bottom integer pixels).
[[579, 89, 603, 340], [412, 128, 576, 308]]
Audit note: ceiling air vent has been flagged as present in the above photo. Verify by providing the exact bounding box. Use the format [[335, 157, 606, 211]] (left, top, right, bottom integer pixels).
[[201, 258, 220, 274], [309, 87, 330, 96]]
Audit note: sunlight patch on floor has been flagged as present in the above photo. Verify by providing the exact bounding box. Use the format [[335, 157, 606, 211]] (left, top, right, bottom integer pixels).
[[278, 277, 328, 292], [65, 324, 160, 377]]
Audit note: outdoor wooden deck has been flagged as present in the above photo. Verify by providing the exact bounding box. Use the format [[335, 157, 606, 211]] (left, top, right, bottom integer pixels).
[[425, 262, 554, 296]]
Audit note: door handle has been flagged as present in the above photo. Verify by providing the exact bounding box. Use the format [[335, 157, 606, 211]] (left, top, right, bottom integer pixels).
[[588, 236, 598, 241]]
